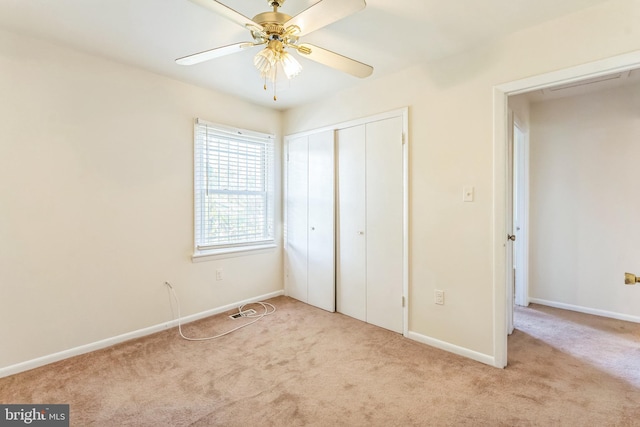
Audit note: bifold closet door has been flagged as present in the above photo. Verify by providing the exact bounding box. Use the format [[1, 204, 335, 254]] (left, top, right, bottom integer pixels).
[[285, 131, 335, 312], [336, 125, 367, 321], [336, 117, 403, 334], [365, 117, 403, 334], [286, 136, 309, 303], [307, 131, 335, 312]]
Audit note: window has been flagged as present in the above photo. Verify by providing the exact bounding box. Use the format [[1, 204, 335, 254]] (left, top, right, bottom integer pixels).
[[194, 119, 275, 258]]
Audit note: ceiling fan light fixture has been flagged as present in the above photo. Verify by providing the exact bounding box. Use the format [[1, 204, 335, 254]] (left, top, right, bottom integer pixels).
[[253, 40, 301, 81], [253, 41, 301, 101], [280, 51, 302, 79], [254, 46, 277, 78]]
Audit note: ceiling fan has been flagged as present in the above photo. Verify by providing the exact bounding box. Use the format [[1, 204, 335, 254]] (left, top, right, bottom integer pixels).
[[176, 0, 374, 100]]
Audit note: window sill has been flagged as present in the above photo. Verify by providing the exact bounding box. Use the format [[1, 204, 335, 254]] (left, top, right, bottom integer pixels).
[[192, 243, 278, 262]]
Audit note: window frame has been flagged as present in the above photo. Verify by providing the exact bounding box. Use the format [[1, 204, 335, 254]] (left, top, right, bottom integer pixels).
[[192, 118, 276, 262]]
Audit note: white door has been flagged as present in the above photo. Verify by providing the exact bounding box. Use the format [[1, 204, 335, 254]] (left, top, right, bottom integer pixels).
[[336, 125, 367, 321], [513, 122, 528, 307], [365, 117, 404, 333], [307, 130, 335, 312], [286, 136, 309, 303], [506, 110, 515, 335], [336, 117, 404, 333]]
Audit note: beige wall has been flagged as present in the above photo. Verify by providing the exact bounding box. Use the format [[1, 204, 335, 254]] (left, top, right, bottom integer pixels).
[[284, 0, 640, 356], [528, 82, 640, 317], [0, 28, 283, 369]]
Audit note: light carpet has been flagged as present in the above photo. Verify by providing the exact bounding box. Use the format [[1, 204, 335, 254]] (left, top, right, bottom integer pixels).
[[1, 296, 639, 426]]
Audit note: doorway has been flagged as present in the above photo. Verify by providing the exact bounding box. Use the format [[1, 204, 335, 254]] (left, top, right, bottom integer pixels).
[[492, 50, 640, 368]]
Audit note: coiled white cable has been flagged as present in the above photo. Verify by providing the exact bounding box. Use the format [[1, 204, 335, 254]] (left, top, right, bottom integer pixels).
[[165, 282, 276, 341]]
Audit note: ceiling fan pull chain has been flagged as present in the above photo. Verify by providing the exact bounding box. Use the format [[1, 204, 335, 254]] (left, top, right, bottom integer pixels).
[[273, 66, 278, 101]]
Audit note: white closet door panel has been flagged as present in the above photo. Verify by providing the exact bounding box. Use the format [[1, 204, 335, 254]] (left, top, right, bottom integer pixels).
[[286, 136, 309, 303], [336, 125, 367, 321], [365, 117, 404, 333], [307, 130, 336, 312]]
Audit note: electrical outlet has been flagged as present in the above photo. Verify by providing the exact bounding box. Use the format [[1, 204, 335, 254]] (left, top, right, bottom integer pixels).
[[435, 290, 445, 305], [216, 268, 223, 281]]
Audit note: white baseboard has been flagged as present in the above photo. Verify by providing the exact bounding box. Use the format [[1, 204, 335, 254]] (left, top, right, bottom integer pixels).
[[0, 290, 284, 379], [529, 298, 640, 324], [405, 331, 497, 368]]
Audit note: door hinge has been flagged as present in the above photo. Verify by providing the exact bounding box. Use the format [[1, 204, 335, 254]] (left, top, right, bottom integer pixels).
[[402, 133, 406, 145], [402, 296, 406, 307]]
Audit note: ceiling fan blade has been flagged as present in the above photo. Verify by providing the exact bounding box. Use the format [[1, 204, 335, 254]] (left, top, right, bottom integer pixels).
[[296, 43, 373, 78], [188, 0, 258, 30], [285, 0, 366, 37], [176, 42, 258, 65]]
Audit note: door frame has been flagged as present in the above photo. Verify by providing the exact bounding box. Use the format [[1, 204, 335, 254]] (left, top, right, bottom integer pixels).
[[285, 107, 409, 335], [492, 50, 640, 368]]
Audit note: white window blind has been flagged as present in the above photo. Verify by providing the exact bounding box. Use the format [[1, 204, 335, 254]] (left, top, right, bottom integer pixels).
[[194, 119, 275, 252]]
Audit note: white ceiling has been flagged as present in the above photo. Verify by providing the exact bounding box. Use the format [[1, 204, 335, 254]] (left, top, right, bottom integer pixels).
[[0, 0, 612, 110]]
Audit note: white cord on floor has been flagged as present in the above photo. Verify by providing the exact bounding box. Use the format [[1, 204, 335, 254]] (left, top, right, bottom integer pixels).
[[165, 281, 276, 341]]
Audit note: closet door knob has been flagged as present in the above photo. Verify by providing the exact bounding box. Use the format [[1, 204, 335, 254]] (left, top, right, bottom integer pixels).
[[311, 227, 315, 231], [358, 231, 365, 235]]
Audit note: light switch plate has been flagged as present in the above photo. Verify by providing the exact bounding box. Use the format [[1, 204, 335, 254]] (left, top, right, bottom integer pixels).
[[463, 186, 474, 202]]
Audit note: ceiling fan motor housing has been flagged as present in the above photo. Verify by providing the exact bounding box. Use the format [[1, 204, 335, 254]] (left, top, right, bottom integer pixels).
[[252, 9, 298, 44], [252, 11, 292, 27]]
